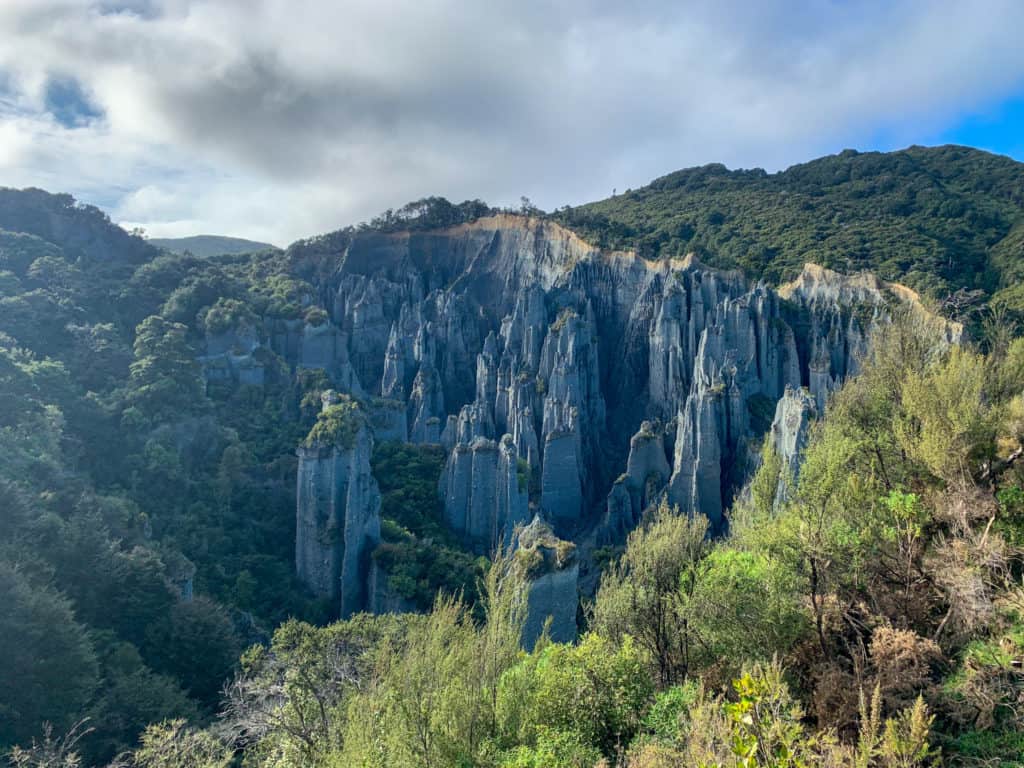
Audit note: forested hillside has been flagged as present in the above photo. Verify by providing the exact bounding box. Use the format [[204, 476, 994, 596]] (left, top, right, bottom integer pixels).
[[0, 189, 344, 760], [0, 187, 486, 762], [555, 145, 1024, 318], [1, 146, 1023, 768]]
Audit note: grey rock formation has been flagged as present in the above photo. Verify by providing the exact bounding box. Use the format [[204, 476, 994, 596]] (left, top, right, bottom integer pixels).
[[538, 308, 605, 529], [540, 429, 584, 528], [283, 216, 957, 588], [205, 325, 259, 357], [380, 318, 411, 401], [200, 308, 374, 395], [299, 320, 341, 370], [198, 352, 266, 389], [366, 398, 408, 443], [626, 420, 672, 497], [778, 263, 961, 413], [670, 377, 727, 528], [299, 320, 365, 395], [408, 364, 445, 444], [781, 265, 881, 413], [515, 517, 578, 649], [603, 479, 637, 542], [295, 392, 382, 617], [769, 386, 817, 509], [440, 434, 529, 553], [505, 375, 540, 470], [497, 435, 531, 545], [267, 318, 304, 367], [198, 319, 266, 389], [666, 286, 801, 529], [602, 420, 672, 539]]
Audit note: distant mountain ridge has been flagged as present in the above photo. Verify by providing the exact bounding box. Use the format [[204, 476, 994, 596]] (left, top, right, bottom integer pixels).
[[150, 235, 279, 257]]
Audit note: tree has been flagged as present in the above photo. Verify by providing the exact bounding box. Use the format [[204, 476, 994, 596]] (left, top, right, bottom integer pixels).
[[593, 500, 708, 686], [0, 564, 99, 748], [224, 614, 401, 764], [518, 197, 540, 216], [85, 638, 198, 765], [895, 345, 993, 485], [722, 659, 817, 767], [127, 315, 205, 421], [144, 597, 241, 707], [686, 550, 807, 676], [497, 633, 654, 760], [7, 721, 91, 768], [499, 727, 601, 768], [337, 552, 527, 768], [129, 720, 231, 768], [477, 547, 529, 743], [340, 597, 482, 767]]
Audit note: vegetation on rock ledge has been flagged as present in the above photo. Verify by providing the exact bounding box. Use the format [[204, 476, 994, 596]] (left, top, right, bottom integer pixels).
[[301, 395, 363, 450]]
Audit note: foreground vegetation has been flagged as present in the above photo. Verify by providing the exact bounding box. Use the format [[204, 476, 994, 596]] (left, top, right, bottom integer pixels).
[[3, 147, 1024, 766], [11, 316, 1021, 767]]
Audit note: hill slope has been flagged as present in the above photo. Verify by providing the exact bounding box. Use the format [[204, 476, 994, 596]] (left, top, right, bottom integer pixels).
[[553, 145, 1024, 312], [150, 235, 279, 257]]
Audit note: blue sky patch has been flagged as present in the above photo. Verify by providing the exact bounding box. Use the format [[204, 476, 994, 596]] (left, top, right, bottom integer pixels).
[[44, 77, 103, 128], [937, 92, 1024, 162]]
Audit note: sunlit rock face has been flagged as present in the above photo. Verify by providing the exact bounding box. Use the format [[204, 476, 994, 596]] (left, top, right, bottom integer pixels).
[[768, 386, 818, 510], [665, 283, 802, 528], [778, 263, 961, 414], [288, 216, 959, 611]]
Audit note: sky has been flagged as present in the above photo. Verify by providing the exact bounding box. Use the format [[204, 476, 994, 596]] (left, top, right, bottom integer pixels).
[[1, 1, 1023, 247]]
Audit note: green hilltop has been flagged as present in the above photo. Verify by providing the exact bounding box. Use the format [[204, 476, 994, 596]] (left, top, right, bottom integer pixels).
[[554, 145, 1024, 313]]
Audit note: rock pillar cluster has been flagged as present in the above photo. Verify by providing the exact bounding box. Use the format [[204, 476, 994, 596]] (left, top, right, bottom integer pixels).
[[281, 216, 959, 622]]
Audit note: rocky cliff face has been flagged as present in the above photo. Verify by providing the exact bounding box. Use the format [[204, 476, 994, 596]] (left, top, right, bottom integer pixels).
[[295, 391, 382, 617], [514, 516, 579, 649], [768, 386, 818, 510], [199, 313, 367, 395], [285, 216, 959, 614], [778, 263, 961, 414], [665, 284, 801, 528], [440, 433, 530, 553], [602, 420, 672, 541]]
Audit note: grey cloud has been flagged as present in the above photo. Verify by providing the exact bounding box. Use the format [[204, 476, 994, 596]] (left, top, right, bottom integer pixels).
[[96, 1, 161, 18], [0, 0, 1022, 243]]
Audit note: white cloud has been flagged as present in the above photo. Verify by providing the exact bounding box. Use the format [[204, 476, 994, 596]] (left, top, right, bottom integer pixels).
[[0, 0, 1022, 244]]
